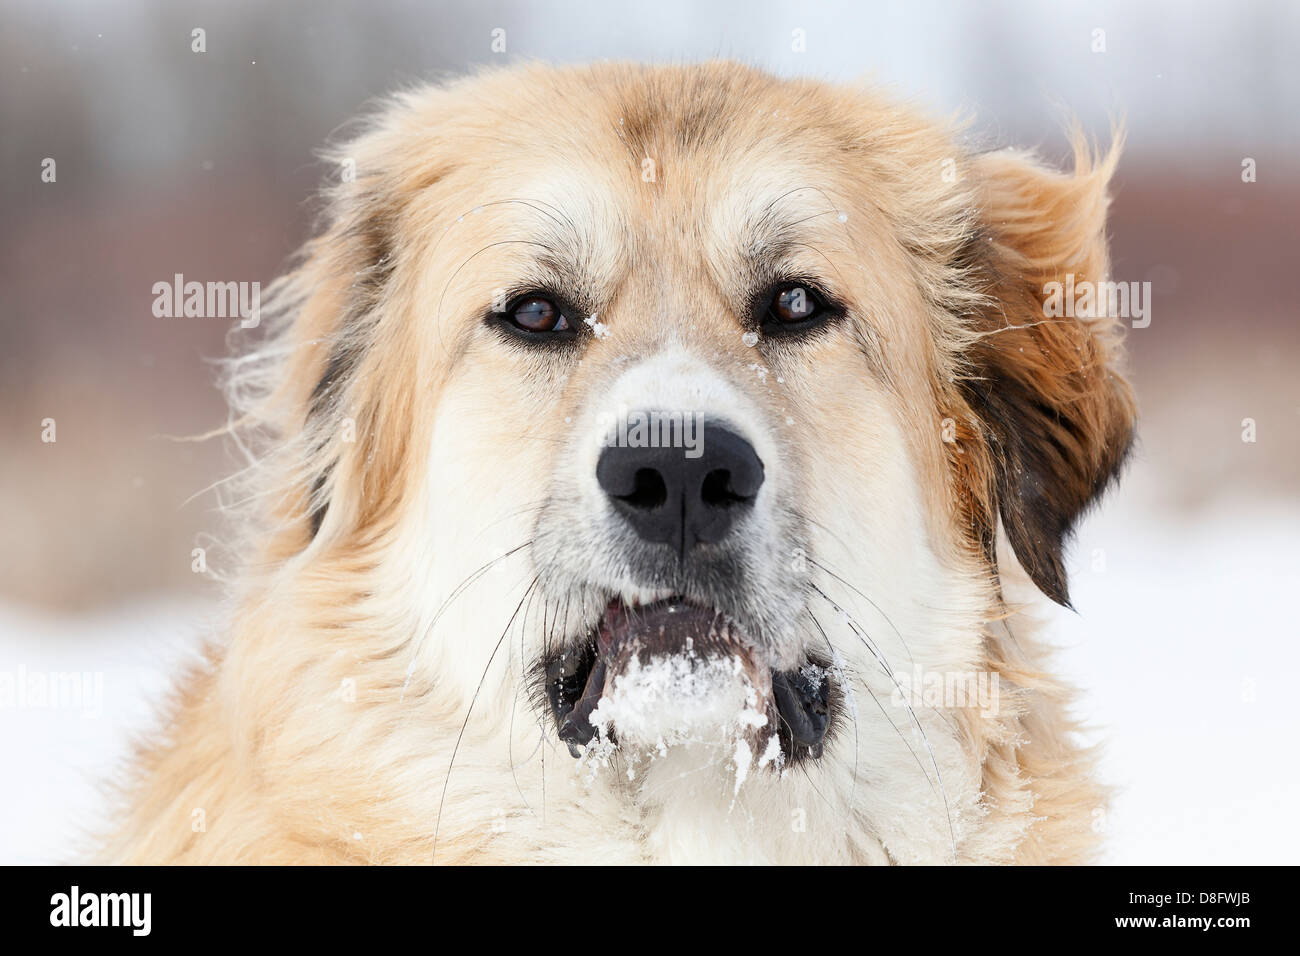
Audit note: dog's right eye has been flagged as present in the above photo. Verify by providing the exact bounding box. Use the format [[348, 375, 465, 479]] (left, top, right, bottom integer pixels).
[[505, 296, 572, 335]]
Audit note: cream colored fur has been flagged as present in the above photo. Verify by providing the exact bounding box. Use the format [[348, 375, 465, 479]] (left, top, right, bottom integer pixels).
[[105, 62, 1130, 865]]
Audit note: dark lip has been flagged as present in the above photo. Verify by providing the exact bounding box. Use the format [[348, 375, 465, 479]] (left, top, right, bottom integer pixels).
[[540, 595, 833, 763]]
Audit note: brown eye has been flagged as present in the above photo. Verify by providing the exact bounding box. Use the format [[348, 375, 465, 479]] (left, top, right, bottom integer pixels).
[[770, 284, 819, 324], [510, 296, 570, 333]]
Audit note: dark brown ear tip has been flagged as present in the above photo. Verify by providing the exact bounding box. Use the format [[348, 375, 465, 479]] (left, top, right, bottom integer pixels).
[[1051, 587, 1076, 612], [1024, 560, 1072, 609]]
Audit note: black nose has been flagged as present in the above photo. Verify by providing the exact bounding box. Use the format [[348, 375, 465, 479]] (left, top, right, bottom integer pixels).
[[596, 417, 764, 557]]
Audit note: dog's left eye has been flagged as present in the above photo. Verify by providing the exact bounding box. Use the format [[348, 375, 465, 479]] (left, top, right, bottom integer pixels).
[[507, 296, 572, 334], [763, 282, 828, 331]]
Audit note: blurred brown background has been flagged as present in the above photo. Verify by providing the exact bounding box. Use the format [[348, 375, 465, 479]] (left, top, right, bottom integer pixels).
[[2, 0, 1296, 608]]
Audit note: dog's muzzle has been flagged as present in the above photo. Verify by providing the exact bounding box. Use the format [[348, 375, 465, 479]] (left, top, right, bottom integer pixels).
[[538, 411, 830, 767]]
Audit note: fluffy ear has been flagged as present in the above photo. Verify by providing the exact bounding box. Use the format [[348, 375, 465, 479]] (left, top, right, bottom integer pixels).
[[222, 90, 457, 552], [961, 136, 1136, 607]]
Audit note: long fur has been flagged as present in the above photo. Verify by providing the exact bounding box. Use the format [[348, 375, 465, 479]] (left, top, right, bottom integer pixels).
[[104, 62, 1133, 865]]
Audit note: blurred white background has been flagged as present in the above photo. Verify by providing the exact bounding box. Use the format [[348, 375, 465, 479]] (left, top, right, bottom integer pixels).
[[2, 0, 1298, 864]]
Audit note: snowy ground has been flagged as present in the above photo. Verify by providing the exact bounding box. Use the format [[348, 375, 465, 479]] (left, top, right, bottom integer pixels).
[[2, 487, 1297, 865], [1046, 494, 1300, 864], [0, 599, 214, 865]]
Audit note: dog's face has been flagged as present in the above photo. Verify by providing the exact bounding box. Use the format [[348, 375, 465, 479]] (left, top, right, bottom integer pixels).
[[258, 63, 1134, 862]]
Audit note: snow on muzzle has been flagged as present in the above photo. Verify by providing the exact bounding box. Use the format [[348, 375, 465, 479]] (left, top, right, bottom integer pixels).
[[543, 598, 831, 762]]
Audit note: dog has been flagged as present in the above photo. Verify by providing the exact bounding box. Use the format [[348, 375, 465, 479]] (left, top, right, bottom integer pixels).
[[109, 62, 1135, 864]]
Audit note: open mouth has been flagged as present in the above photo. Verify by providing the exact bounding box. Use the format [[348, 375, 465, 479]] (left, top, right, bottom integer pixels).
[[543, 597, 831, 765]]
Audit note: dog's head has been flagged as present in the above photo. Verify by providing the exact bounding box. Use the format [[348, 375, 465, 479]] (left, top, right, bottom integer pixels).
[[241, 63, 1134, 862]]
